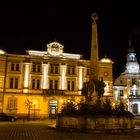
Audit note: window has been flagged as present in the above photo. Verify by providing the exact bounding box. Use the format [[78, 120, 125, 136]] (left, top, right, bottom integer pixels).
[[67, 65, 75, 75], [49, 64, 59, 74], [67, 80, 75, 91], [49, 80, 53, 90], [8, 98, 17, 110], [32, 64, 41, 72], [120, 90, 124, 96], [10, 77, 18, 89], [130, 90, 133, 95], [31, 78, 40, 89], [132, 78, 136, 85], [120, 80, 123, 84], [54, 80, 58, 90], [10, 63, 19, 71], [49, 79, 59, 90], [87, 68, 90, 75]]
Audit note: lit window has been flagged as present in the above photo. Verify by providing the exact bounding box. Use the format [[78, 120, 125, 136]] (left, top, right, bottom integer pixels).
[[8, 98, 17, 110], [10, 77, 18, 89]]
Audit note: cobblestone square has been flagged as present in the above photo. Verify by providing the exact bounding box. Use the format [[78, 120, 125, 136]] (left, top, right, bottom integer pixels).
[[0, 121, 140, 140]]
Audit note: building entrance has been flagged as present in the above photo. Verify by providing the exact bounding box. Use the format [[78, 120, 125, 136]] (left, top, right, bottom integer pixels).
[[49, 100, 58, 118]]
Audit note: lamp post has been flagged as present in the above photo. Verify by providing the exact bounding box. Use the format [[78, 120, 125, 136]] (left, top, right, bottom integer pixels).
[[32, 100, 37, 119]]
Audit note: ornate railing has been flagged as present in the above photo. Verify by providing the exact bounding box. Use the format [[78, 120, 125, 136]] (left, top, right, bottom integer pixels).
[[42, 89, 65, 95]]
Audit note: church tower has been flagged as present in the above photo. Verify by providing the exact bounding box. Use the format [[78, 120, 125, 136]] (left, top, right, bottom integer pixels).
[[90, 13, 99, 80], [126, 36, 140, 74]]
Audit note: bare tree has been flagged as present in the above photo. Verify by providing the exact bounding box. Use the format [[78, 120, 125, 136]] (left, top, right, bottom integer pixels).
[[24, 98, 32, 120]]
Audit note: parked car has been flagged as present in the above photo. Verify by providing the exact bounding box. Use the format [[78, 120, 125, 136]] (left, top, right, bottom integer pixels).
[[0, 113, 17, 122]]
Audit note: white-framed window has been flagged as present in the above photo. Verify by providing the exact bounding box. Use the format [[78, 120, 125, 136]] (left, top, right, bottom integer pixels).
[[67, 80, 75, 91], [49, 79, 59, 90], [67, 65, 75, 75], [49, 64, 59, 74], [8, 97, 17, 110], [10, 63, 20, 71], [31, 78, 40, 89], [32, 64, 41, 72], [10, 77, 19, 89]]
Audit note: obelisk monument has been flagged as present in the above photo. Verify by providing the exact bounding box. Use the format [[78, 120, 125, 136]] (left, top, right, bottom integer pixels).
[[90, 13, 99, 80]]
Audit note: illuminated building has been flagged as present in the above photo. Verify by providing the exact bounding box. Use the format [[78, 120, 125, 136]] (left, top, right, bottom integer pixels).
[[0, 14, 113, 118], [114, 38, 140, 115]]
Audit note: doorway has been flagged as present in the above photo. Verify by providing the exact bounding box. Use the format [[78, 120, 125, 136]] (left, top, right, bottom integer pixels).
[[49, 100, 58, 118]]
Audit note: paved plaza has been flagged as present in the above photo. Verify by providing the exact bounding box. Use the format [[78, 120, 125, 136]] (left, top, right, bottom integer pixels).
[[0, 120, 140, 140]]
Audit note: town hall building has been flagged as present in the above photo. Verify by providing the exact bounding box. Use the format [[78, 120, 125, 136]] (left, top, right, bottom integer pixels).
[[0, 14, 113, 119]]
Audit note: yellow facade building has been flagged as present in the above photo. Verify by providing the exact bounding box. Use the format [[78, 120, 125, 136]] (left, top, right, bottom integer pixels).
[[0, 41, 113, 119], [0, 14, 113, 119]]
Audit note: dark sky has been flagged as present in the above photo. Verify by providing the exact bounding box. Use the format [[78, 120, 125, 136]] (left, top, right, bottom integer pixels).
[[0, 1, 140, 79]]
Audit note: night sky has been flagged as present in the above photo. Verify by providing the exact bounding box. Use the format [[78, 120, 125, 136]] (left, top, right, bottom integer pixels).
[[0, 1, 140, 79]]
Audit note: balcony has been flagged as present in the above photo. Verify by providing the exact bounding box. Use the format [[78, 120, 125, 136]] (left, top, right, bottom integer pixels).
[[42, 89, 65, 95]]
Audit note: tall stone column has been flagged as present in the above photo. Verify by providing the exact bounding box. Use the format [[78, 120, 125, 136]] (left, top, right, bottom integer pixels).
[[90, 13, 99, 80], [78, 66, 84, 95], [23, 63, 30, 93], [42, 63, 49, 89], [61, 64, 66, 90], [78, 66, 83, 90], [127, 79, 131, 111]]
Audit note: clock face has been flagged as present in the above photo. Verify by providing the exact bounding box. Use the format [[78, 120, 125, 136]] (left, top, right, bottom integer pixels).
[[127, 63, 139, 73], [104, 72, 108, 77]]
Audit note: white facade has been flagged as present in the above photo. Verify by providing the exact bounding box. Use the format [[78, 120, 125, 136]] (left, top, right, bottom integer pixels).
[[114, 45, 140, 115]]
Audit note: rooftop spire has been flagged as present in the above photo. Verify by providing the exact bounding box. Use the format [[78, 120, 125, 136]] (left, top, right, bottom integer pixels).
[[127, 35, 135, 53], [129, 35, 132, 47]]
